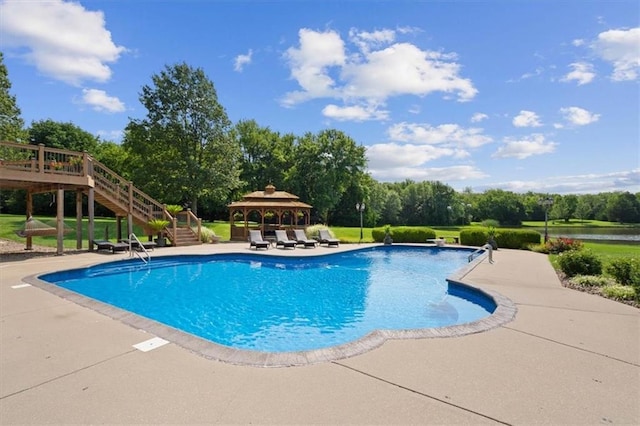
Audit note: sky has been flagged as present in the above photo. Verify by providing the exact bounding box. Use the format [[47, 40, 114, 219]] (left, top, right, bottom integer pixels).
[[1, 0, 639, 195]]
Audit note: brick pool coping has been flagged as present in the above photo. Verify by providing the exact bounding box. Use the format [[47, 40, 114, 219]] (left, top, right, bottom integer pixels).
[[24, 246, 516, 367]]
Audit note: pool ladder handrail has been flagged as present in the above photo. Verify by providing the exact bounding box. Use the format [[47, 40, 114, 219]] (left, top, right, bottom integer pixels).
[[468, 243, 493, 263], [128, 233, 150, 264]]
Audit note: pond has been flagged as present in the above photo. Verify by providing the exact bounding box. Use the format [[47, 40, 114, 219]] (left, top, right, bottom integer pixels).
[[535, 227, 640, 244]]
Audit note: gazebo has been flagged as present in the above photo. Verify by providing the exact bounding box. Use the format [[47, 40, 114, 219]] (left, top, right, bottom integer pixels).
[[228, 184, 313, 241]]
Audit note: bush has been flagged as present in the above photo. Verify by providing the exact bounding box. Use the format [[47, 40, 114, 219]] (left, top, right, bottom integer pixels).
[[371, 226, 435, 243], [570, 275, 615, 288], [459, 228, 488, 246], [605, 257, 640, 287], [601, 284, 637, 301], [558, 249, 603, 277], [305, 224, 332, 240], [531, 237, 583, 254], [496, 230, 541, 249], [165, 204, 183, 216], [459, 228, 540, 249], [547, 237, 583, 254], [199, 227, 220, 243]]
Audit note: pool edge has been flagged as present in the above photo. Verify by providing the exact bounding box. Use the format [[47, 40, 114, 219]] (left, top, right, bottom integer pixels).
[[23, 245, 517, 368]]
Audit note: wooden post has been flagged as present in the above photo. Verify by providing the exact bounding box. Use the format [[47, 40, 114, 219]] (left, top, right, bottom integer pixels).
[[76, 189, 83, 249], [38, 144, 45, 174], [127, 214, 133, 238], [116, 216, 122, 242], [56, 187, 64, 255], [25, 191, 33, 250], [88, 187, 95, 251]]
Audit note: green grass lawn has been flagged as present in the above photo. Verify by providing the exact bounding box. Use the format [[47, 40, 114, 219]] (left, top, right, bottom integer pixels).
[[1, 214, 149, 249]]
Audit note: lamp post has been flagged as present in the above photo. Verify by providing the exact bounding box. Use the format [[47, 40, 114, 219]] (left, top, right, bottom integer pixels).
[[539, 196, 554, 243], [355, 202, 365, 243]]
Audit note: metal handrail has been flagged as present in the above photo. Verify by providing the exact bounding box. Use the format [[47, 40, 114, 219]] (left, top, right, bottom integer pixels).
[[128, 233, 150, 264], [468, 244, 493, 263]]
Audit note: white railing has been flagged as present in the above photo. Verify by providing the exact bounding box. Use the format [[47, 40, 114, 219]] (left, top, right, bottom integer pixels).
[[128, 233, 150, 264]]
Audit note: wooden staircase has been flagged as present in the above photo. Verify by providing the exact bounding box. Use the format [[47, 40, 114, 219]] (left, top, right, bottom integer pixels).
[[170, 226, 202, 246], [0, 141, 202, 247]]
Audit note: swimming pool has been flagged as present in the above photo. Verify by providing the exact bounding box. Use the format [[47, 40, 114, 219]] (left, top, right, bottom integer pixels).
[[37, 245, 514, 365]]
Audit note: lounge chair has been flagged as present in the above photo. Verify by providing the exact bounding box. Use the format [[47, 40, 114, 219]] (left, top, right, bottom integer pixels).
[[120, 239, 157, 251], [293, 229, 317, 248], [318, 229, 340, 247], [275, 230, 296, 249], [92, 239, 129, 253], [249, 230, 270, 250]]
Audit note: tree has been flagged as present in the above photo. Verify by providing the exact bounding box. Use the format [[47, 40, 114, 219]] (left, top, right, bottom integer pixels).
[[0, 52, 26, 142], [28, 119, 99, 153], [475, 189, 526, 226], [234, 120, 295, 192], [286, 129, 367, 224], [123, 63, 241, 214], [93, 141, 129, 177], [574, 195, 594, 222], [550, 194, 577, 222], [606, 191, 640, 223]]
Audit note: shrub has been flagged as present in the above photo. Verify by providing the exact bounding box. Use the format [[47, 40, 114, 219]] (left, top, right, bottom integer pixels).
[[570, 275, 615, 288], [459, 228, 540, 249], [546, 237, 583, 254], [496, 230, 541, 249], [459, 228, 488, 246], [147, 218, 170, 233], [199, 227, 220, 243], [371, 226, 435, 243], [605, 257, 640, 287], [601, 284, 637, 301], [165, 204, 183, 216], [558, 249, 603, 277], [305, 224, 332, 240]]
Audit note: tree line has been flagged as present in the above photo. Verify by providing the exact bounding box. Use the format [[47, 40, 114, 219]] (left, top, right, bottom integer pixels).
[[2, 57, 639, 226]]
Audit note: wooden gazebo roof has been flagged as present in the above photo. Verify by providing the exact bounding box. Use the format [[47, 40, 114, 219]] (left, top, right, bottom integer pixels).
[[228, 184, 312, 210]]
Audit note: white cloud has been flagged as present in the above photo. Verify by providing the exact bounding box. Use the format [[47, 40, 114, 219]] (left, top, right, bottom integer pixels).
[[387, 122, 493, 148], [592, 27, 640, 81], [471, 112, 488, 123], [561, 62, 596, 85], [234, 49, 253, 72], [96, 129, 124, 142], [366, 143, 455, 169], [478, 169, 640, 194], [557, 106, 600, 127], [80, 88, 125, 113], [342, 42, 477, 101], [518, 67, 544, 80], [369, 164, 488, 183], [512, 110, 543, 128], [348, 28, 395, 53], [493, 134, 557, 159], [0, 0, 126, 86], [572, 39, 586, 47], [322, 103, 389, 121], [281, 28, 346, 105], [281, 27, 477, 113]]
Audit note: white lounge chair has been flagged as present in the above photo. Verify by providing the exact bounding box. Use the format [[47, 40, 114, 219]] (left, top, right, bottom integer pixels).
[[249, 230, 270, 250], [275, 230, 296, 249]]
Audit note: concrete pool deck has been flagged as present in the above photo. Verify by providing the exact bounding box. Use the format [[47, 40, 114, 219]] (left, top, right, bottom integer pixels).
[[1, 243, 638, 424]]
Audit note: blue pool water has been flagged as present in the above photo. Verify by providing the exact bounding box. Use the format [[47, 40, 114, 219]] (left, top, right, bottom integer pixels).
[[41, 246, 495, 352]]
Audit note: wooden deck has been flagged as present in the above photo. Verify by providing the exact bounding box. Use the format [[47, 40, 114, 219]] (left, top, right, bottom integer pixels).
[[0, 141, 201, 253]]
